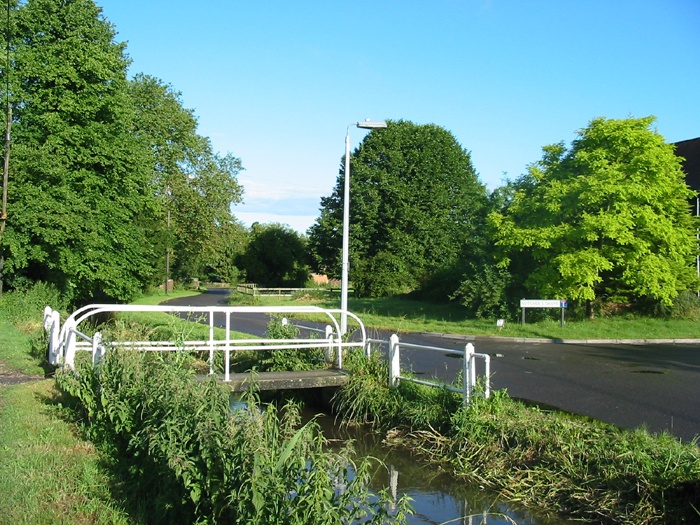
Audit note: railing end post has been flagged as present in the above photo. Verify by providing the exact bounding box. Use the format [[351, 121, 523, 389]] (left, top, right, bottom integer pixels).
[[389, 334, 400, 388]]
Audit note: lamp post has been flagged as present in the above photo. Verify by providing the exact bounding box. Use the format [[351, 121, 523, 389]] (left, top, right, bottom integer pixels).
[[341, 119, 387, 335]]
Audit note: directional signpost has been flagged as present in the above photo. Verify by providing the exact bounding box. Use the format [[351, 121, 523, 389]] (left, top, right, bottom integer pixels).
[[520, 299, 568, 327]]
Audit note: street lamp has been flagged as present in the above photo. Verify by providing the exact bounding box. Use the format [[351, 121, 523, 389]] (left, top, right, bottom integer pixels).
[[341, 119, 387, 335]]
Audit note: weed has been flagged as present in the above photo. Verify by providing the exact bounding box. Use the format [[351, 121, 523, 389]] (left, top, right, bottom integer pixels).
[[56, 350, 411, 524], [258, 316, 326, 372], [336, 355, 700, 524]]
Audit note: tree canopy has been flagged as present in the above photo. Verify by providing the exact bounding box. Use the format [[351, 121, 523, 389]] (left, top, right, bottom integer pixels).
[[128, 74, 245, 282], [489, 116, 698, 313], [308, 120, 487, 297], [239, 223, 309, 287], [4, 0, 156, 303], [0, 0, 244, 303]]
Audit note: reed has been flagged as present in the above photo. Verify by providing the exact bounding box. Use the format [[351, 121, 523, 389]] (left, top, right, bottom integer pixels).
[[334, 351, 700, 524]]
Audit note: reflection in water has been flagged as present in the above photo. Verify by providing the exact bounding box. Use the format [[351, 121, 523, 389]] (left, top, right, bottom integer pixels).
[[312, 409, 573, 525], [230, 396, 572, 524]]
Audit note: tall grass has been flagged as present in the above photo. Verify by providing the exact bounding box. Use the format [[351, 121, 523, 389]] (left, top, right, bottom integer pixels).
[[334, 351, 700, 524], [0, 282, 67, 375], [56, 349, 411, 524], [257, 316, 327, 372]]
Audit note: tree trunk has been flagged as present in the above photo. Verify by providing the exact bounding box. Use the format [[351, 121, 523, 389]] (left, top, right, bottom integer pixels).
[[586, 299, 595, 320]]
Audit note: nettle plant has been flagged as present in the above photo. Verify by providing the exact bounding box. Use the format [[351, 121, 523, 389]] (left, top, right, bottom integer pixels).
[[259, 316, 326, 372], [57, 349, 411, 524]]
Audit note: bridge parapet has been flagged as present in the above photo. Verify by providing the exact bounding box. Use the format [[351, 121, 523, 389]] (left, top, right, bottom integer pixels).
[[43, 304, 368, 377], [44, 304, 489, 405]]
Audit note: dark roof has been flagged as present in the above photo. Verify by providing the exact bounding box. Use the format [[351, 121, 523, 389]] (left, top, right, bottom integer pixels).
[[674, 137, 700, 193]]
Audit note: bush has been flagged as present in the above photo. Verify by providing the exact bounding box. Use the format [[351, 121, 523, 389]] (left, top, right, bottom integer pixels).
[[334, 350, 460, 433], [0, 282, 68, 326], [663, 291, 700, 320], [258, 317, 326, 372]]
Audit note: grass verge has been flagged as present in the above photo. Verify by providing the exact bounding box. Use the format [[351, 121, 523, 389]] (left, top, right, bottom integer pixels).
[[0, 380, 132, 525], [0, 316, 45, 376], [229, 292, 700, 340]]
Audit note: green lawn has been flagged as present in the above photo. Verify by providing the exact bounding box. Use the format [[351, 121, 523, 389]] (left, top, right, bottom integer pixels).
[[0, 316, 45, 376], [0, 380, 133, 525]]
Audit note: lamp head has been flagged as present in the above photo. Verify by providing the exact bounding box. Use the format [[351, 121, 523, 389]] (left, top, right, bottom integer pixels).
[[356, 120, 387, 129]]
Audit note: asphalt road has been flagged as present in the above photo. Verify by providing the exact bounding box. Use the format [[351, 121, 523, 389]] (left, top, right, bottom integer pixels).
[[164, 289, 700, 442]]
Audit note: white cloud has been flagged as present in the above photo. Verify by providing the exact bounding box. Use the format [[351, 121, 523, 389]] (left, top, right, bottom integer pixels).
[[234, 211, 317, 235], [240, 177, 303, 200]]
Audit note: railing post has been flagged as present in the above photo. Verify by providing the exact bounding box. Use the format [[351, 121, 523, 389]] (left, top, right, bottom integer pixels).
[[224, 311, 231, 382], [463, 342, 475, 406], [50, 310, 60, 365], [64, 319, 77, 369], [44, 308, 61, 366], [92, 332, 104, 366], [483, 353, 491, 399], [43, 306, 52, 330], [325, 325, 334, 365], [209, 309, 215, 375], [336, 332, 344, 369], [389, 334, 400, 388], [43, 307, 53, 358]]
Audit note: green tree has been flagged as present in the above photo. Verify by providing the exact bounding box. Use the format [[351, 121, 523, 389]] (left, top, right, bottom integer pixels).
[[204, 219, 248, 284], [172, 151, 244, 280], [489, 116, 698, 317], [239, 223, 309, 287], [3, 0, 157, 303], [309, 120, 487, 298], [128, 74, 245, 282]]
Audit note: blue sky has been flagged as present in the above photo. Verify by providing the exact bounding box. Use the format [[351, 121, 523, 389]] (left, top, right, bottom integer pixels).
[[96, 0, 700, 233]]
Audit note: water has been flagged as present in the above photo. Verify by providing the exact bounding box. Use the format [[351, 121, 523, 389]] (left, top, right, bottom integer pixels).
[[230, 396, 572, 524], [311, 410, 573, 525]]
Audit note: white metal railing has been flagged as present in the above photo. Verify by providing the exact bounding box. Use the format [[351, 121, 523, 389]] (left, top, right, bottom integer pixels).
[[44, 304, 490, 404], [364, 334, 490, 406], [43, 304, 368, 381], [236, 283, 349, 298], [236, 283, 306, 297]]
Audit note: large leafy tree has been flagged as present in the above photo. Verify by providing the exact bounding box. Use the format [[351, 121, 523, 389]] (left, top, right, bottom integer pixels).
[[0, 2, 245, 303], [239, 223, 309, 287], [128, 74, 245, 282], [490, 116, 698, 316], [3, 0, 157, 303], [309, 120, 487, 297]]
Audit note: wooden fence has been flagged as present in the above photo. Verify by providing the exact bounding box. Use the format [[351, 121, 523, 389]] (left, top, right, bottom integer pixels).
[[235, 283, 348, 298]]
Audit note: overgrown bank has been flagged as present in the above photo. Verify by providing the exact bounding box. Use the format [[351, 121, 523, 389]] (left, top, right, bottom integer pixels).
[[56, 350, 410, 524], [332, 352, 700, 524]]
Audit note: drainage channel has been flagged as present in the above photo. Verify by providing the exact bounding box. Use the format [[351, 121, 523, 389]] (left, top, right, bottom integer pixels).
[[309, 409, 576, 525]]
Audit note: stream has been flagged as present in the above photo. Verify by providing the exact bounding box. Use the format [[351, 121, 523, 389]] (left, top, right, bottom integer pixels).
[[310, 409, 574, 525], [229, 395, 574, 524]]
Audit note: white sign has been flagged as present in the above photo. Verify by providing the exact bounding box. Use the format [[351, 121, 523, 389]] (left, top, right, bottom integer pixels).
[[520, 299, 563, 308]]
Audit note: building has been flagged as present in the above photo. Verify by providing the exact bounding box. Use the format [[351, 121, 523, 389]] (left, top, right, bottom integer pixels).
[[675, 137, 700, 281], [675, 137, 700, 207]]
